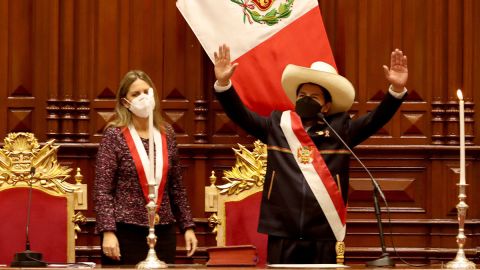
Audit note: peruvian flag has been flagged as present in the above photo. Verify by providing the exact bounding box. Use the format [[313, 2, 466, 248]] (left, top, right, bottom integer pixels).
[[177, 0, 336, 116]]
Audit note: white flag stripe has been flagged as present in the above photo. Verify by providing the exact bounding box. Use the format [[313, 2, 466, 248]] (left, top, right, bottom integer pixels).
[[280, 111, 346, 241], [176, 0, 318, 61]]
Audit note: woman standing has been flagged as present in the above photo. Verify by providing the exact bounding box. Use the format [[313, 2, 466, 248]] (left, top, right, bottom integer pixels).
[[94, 70, 197, 265]]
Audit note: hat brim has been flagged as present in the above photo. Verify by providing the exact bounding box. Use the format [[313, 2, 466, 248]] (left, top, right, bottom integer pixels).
[[281, 64, 355, 115]]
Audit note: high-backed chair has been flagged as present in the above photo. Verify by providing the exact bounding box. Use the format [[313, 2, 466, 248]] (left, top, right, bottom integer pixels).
[[0, 132, 87, 265], [206, 140, 268, 265]]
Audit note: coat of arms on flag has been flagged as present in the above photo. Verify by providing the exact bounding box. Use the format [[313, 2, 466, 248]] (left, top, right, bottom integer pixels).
[[230, 0, 294, 25], [177, 0, 336, 116]]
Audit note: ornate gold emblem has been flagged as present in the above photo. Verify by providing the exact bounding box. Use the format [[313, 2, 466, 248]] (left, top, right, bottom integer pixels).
[[0, 133, 76, 194], [154, 213, 160, 225], [297, 146, 313, 164], [216, 140, 267, 195]]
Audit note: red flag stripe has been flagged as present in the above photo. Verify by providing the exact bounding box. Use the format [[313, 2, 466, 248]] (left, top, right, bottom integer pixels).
[[232, 7, 336, 115]]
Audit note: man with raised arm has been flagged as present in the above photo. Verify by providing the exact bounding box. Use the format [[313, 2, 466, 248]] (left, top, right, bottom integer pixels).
[[213, 44, 408, 264]]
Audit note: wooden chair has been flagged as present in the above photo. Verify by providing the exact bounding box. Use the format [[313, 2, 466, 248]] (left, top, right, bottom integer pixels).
[[0, 132, 87, 265], [206, 140, 267, 265]]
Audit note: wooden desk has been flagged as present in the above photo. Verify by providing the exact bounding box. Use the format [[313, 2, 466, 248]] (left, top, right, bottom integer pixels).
[[0, 264, 476, 270]]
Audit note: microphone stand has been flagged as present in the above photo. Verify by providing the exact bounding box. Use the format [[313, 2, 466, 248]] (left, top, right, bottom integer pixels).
[[367, 188, 395, 267], [318, 114, 395, 267], [11, 167, 47, 267]]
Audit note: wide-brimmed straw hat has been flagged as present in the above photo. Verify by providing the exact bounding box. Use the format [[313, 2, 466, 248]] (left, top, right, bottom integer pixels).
[[281, 62, 355, 115]]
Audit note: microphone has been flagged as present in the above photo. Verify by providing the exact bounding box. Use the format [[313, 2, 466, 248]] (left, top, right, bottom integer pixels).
[[11, 167, 47, 267], [317, 113, 395, 267]]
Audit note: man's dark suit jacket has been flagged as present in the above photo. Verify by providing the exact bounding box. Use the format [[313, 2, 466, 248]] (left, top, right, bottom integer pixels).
[[216, 87, 405, 241]]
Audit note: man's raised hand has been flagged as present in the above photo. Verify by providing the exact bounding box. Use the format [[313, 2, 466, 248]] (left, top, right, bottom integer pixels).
[[383, 48, 408, 92], [214, 44, 239, 86]]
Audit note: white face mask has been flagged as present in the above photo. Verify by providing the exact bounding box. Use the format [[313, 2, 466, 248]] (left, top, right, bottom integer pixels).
[[126, 92, 155, 119]]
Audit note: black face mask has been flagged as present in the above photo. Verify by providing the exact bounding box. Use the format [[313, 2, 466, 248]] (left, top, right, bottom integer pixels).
[[295, 96, 323, 121]]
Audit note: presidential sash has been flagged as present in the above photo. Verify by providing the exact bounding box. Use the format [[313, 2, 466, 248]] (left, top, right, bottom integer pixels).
[[122, 125, 169, 209], [280, 110, 346, 241]]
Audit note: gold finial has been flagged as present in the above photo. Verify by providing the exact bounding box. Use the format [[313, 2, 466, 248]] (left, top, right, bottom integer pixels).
[[75, 168, 83, 184], [209, 171, 216, 185], [205, 171, 219, 213]]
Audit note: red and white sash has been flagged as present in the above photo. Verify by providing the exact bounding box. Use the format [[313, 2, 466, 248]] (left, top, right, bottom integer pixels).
[[122, 125, 169, 208], [280, 111, 346, 241]]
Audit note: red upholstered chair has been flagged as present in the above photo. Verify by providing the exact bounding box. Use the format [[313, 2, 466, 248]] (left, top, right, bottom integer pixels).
[[0, 133, 87, 266], [206, 141, 267, 265]]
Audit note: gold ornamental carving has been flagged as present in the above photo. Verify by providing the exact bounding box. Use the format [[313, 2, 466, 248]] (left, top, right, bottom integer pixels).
[[207, 213, 220, 234], [0, 132, 77, 194], [72, 211, 87, 239], [216, 140, 267, 195]]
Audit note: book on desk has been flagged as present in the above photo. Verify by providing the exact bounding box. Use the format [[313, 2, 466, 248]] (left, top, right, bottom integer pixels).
[[206, 245, 258, 266]]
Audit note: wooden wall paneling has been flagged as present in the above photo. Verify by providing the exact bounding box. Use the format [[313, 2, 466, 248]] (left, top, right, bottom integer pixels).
[[117, 0, 129, 77], [91, 0, 120, 142], [364, 0, 394, 104], [347, 148, 428, 216], [201, 45, 216, 144], [151, 0, 167, 136], [428, 0, 448, 145], [182, 152, 206, 217], [0, 0, 7, 139], [207, 54, 255, 149], [356, 0, 368, 117], [398, 0, 430, 144], [179, 145, 246, 218], [185, 18, 207, 144], [58, 144, 98, 218], [320, 0, 361, 133], [162, 0, 192, 144], [334, 0, 359, 94], [180, 147, 212, 219], [128, 0, 155, 74], [471, 148, 480, 248], [75, 0, 94, 142], [332, 0, 361, 128], [444, 0, 463, 147], [472, 0, 480, 146], [7, 0, 34, 135], [317, 1, 337, 54], [462, 0, 477, 147], [428, 154, 446, 239], [35, 0, 60, 142], [59, 0, 75, 142], [462, 0, 473, 146]]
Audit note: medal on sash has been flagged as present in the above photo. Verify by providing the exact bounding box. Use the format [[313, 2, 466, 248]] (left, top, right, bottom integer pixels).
[[297, 146, 314, 164]]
